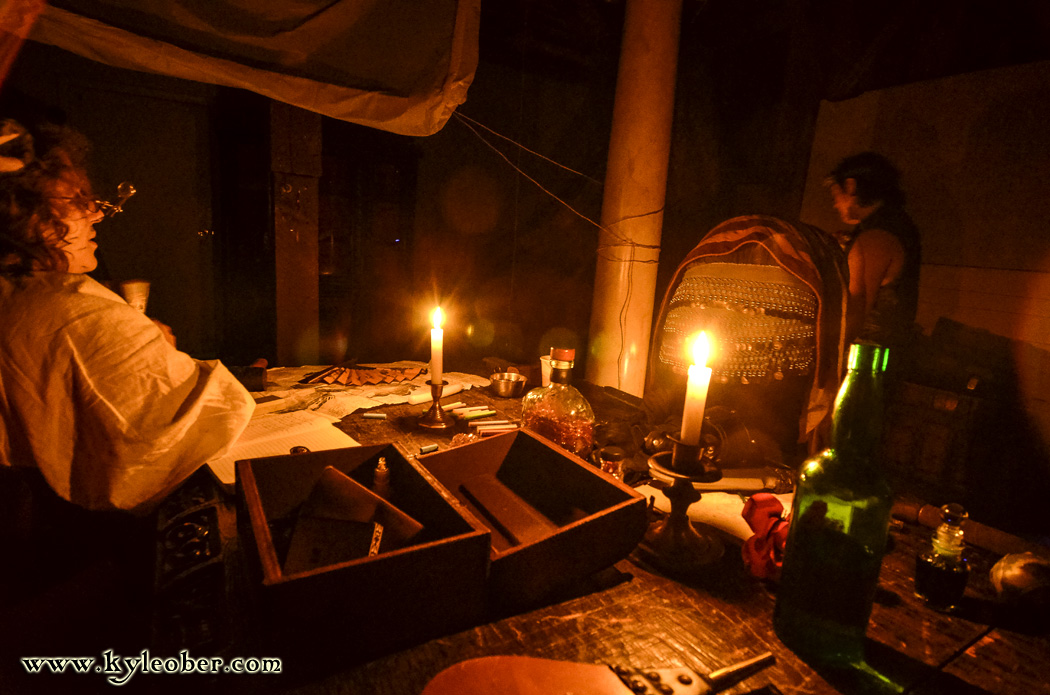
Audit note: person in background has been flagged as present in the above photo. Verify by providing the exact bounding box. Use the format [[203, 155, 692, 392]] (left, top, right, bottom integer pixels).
[[825, 152, 922, 357], [0, 118, 254, 513]]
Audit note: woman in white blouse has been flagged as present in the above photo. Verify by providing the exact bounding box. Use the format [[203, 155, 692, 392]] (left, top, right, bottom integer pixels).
[[0, 119, 253, 513]]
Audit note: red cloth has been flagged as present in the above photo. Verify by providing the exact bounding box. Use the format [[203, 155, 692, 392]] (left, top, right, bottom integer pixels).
[[741, 493, 790, 580]]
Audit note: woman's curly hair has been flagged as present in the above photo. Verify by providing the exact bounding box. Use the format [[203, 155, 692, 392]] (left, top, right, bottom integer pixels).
[[0, 120, 95, 277]]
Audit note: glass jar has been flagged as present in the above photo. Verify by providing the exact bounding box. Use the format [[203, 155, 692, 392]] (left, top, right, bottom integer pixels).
[[915, 503, 970, 612], [521, 347, 595, 459]]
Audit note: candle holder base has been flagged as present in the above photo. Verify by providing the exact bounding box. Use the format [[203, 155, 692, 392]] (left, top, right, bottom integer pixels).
[[417, 380, 455, 430], [633, 448, 724, 574]]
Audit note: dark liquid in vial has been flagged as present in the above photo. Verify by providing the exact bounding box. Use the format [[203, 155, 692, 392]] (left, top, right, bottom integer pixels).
[[915, 555, 969, 611]]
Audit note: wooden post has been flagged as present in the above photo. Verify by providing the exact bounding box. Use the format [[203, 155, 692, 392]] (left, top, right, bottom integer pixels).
[[585, 0, 682, 395], [271, 102, 321, 366]]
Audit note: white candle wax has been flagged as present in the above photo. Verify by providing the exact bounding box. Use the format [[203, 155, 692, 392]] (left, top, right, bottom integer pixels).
[[680, 332, 712, 446], [430, 307, 444, 385]]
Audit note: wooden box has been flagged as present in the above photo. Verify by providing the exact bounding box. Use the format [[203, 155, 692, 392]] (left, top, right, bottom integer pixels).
[[235, 444, 490, 662], [417, 429, 648, 607], [882, 381, 982, 500]]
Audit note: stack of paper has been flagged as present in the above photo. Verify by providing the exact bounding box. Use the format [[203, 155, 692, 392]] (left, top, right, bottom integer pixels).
[[207, 410, 360, 485]]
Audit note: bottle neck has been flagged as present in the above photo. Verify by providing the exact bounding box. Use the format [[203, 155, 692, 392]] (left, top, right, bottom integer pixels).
[[932, 503, 967, 558], [828, 343, 888, 457], [550, 366, 572, 385], [932, 523, 965, 559]]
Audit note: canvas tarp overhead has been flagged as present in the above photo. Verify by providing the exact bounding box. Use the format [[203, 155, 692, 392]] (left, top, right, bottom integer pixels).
[[20, 0, 480, 136]]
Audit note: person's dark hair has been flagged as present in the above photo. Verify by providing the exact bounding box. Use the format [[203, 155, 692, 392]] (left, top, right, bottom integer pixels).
[[826, 152, 905, 208], [0, 120, 94, 277]]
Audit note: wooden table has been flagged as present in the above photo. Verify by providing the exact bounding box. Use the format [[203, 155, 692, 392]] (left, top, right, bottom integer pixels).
[[8, 376, 1044, 695], [226, 382, 1046, 695]]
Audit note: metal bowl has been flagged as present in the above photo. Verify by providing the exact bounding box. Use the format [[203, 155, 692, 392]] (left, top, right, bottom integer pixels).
[[489, 372, 527, 398]]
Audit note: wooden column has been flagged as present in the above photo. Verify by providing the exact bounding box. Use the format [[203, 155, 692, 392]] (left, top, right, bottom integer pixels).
[[271, 102, 321, 366], [585, 0, 682, 395]]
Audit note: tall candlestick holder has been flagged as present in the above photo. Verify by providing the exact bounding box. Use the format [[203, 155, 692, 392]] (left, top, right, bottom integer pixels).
[[634, 433, 725, 574], [418, 380, 455, 430]]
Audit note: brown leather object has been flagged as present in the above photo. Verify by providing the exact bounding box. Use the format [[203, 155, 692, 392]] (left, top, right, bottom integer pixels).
[[420, 653, 774, 695], [421, 656, 631, 695]]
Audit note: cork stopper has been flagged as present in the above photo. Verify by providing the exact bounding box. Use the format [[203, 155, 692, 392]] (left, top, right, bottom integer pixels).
[[550, 347, 575, 361]]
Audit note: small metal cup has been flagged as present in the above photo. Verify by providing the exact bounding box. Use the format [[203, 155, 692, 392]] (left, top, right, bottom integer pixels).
[[489, 372, 527, 398]]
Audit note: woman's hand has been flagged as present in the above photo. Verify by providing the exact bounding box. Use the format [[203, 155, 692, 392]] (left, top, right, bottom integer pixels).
[[152, 319, 176, 348]]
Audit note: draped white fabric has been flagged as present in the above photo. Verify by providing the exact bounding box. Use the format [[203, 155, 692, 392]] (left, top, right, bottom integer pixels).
[[0, 273, 254, 512], [28, 0, 480, 135]]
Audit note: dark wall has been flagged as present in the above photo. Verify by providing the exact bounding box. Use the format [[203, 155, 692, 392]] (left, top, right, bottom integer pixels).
[[403, 63, 615, 373], [8, 0, 1048, 373], [211, 90, 276, 366], [316, 120, 420, 365], [406, 0, 825, 376], [3, 42, 224, 358]]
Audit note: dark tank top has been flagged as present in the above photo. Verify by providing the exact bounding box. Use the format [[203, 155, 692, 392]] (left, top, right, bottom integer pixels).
[[850, 205, 921, 348]]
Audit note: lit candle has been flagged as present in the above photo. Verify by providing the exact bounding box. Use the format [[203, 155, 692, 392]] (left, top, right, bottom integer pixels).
[[680, 331, 712, 446], [430, 306, 444, 385]]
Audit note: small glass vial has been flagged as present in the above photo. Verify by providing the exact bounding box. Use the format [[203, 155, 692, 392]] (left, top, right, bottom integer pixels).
[[373, 457, 391, 499], [915, 503, 970, 612], [521, 347, 596, 458]]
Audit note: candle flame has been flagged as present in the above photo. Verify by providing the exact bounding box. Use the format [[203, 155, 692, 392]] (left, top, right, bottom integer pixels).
[[690, 331, 711, 367], [431, 306, 445, 329]]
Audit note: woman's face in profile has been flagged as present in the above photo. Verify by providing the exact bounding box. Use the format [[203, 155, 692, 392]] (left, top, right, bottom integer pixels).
[[58, 208, 101, 273], [828, 180, 861, 225], [46, 188, 103, 274]]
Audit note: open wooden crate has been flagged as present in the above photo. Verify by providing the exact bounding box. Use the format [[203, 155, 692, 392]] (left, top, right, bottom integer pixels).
[[235, 444, 490, 660], [417, 429, 648, 607]]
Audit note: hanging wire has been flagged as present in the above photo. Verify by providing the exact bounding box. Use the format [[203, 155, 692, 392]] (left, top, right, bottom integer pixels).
[[451, 111, 661, 262], [452, 110, 664, 391], [455, 112, 603, 184]]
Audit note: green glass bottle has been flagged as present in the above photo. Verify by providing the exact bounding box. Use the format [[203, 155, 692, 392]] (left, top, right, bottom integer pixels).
[[773, 341, 893, 665]]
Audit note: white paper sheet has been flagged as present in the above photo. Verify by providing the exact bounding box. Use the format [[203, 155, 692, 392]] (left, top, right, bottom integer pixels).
[[635, 486, 794, 542], [206, 410, 359, 485], [250, 363, 487, 418]]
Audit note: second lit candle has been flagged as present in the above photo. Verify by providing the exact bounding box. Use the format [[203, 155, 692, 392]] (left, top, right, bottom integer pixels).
[[680, 331, 712, 446], [430, 306, 444, 385]]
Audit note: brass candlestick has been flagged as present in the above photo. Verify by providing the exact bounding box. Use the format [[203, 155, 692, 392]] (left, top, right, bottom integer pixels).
[[417, 380, 455, 430], [634, 434, 725, 574]]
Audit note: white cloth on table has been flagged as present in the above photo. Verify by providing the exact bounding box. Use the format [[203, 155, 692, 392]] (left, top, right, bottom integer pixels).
[[0, 273, 254, 513]]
